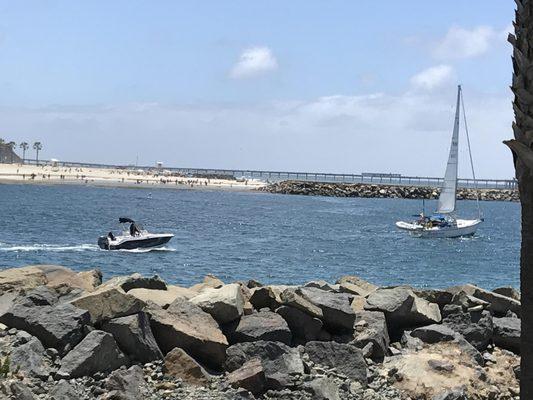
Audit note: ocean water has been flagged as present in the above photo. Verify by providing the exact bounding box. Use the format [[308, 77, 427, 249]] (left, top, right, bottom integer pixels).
[[0, 183, 521, 290]]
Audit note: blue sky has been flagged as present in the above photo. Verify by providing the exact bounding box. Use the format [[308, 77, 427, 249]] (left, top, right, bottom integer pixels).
[[0, 1, 516, 178]]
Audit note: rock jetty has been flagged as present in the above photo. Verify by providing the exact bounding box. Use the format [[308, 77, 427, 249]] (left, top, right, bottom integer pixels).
[[0, 265, 521, 399], [260, 180, 519, 202]]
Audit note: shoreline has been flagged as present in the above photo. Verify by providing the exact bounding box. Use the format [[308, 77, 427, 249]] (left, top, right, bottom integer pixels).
[[0, 163, 266, 192], [0, 265, 521, 399]]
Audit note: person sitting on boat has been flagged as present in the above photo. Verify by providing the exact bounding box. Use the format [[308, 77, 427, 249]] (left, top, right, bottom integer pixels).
[[107, 231, 116, 241], [130, 222, 141, 236]]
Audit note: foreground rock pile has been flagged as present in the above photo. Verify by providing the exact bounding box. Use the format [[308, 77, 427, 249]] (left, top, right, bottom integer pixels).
[[0, 265, 521, 399], [260, 181, 519, 202]]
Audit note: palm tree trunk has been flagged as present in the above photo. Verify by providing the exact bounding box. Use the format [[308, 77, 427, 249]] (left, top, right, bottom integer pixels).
[[505, 1, 533, 398]]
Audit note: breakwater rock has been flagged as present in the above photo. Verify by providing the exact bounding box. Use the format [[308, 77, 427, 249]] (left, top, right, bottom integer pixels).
[[0, 265, 521, 399], [260, 180, 520, 202]]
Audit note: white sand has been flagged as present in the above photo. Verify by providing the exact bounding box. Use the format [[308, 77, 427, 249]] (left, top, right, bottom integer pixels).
[[0, 163, 266, 191]]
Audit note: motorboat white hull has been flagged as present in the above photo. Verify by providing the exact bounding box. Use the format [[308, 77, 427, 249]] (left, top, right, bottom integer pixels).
[[98, 232, 174, 250], [395, 219, 482, 238]]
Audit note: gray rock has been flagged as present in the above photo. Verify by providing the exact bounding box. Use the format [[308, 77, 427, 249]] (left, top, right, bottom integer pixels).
[[303, 280, 339, 292], [414, 289, 453, 309], [49, 380, 81, 400], [411, 324, 456, 344], [20, 286, 59, 306], [225, 341, 304, 390], [493, 317, 520, 354], [0, 380, 36, 400], [365, 286, 441, 334], [146, 297, 228, 369], [102, 311, 163, 363], [400, 331, 423, 351], [10, 336, 51, 379], [106, 273, 167, 292], [231, 311, 292, 345], [352, 310, 389, 360], [336, 276, 377, 297], [0, 297, 90, 354], [249, 287, 282, 311], [471, 287, 521, 317], [303, 376, 340, 400], [297, 287, 355, 332], [104, 365, 148, 399], [304, 341, 367, 384], [443, 310, 493, 350], [227, 358, 267, 395], [276, 305, 322, 343], [190, 283, 244, 324], [279, 289, 323, 319], [56, 330, 129, 378], [492, 287, 520, 301]]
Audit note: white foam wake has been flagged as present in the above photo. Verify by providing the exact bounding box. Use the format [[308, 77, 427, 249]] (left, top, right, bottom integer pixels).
[[0, 243, 99, 252]]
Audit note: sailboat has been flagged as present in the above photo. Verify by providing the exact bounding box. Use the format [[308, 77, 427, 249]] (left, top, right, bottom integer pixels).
[[396, 85, 483, 238]]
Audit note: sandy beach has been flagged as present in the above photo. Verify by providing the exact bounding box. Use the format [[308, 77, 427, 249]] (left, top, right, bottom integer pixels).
[[0, 163, 266, 191]]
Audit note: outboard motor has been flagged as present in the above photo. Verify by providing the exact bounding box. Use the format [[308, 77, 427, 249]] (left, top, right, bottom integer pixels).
[[97, 236, 109, 250]]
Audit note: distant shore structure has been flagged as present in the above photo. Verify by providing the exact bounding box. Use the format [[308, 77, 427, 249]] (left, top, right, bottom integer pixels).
[[3, 157, 516, 191]]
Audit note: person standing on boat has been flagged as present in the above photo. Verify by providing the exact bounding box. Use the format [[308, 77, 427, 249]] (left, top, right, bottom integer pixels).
[[130, 222, 141, 236]]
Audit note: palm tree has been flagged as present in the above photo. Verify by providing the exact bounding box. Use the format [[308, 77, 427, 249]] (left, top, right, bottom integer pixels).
[[19, 142, 29, 163], [33, 142, 42, 165], [7, 141, 15, 163], [504, 1, 533, 398]]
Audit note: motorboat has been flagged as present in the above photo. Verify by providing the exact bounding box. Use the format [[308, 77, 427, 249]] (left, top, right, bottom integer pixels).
[[98, 217, 174, 250], [396, 85, 483, 238]]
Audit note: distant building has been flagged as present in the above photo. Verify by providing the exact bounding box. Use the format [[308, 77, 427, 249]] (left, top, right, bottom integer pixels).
[[156, 161, 163, 169], [0, 144, 22, 164]]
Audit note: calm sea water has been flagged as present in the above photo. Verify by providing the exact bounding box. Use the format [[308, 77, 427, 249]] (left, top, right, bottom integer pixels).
[[0, 183, 521, 290]]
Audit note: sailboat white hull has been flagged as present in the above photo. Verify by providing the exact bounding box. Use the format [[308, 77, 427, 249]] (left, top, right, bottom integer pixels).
[[396, 219, 482, 238]]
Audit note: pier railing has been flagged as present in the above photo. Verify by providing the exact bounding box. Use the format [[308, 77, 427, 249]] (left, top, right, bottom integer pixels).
[[20, 159, 517, 190]]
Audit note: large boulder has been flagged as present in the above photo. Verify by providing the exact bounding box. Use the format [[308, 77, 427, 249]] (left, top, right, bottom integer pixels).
[[189, 275, 224, 293], [10, 336, 51, 379], [163, 347, 212, 385], [103, 365, 149, 400], [297, 287, 355, 332], [102, 311, 163, 363], [230, 311, 292, 345], [0, 291, 90, 354], [365, 286, 441, 335], [279, 289, 323, 319], [56, 330, 128, 379], [492, 287, 520, 301], [414, 289, 454, 309], [410, 324, 456, 344], [352, 310, 389, 360], [70, 286, 146, 324], [276, 305, 322, 343], [304, 341, 367, 384], [128, 286, 196, 307], [102, 273, 167, 292], [0, 265, 102, 294], [226, 358, 267, 394], [446, 284, 520, 316], [303, 376, 341, 400], [190, 283, 244, 324], [336, 276, 377, 297], [443, 310, 493, 351], [249, 286, 278, 310], [493, 317, 520, 354], [303, 280, 340, 292], [146, 297, 228, 369], [225, 341, 305, 390]]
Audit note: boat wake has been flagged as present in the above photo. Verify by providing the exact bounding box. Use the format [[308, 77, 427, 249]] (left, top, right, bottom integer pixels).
[[0, 243, 99, 252]]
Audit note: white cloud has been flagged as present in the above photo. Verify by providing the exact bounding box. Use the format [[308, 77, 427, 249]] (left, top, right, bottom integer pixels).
[[1, 86, 513, 179], [410, 65, 455, 90], [230, 47, 278, 79], [432, 26, 508, 60]]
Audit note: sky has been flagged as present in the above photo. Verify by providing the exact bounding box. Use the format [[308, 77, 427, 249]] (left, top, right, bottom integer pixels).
[[0, 1, 517, 178]]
